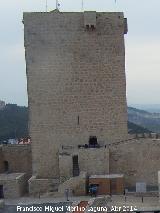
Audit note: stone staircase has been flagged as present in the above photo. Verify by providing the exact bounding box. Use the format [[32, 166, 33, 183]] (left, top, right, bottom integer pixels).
[[73, 155, 80, 177], [73, 161, 80, 177], [48, 182, 59, 193], [58, 171, 87, 196]]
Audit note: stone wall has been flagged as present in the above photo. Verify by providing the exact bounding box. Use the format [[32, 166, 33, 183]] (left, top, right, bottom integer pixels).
[[109, 138, 160, 187], [59, 147, 109, 182], [78, 147, 109, 176], [24, 11, 128, 179], [29, 176, 59, 197], [1, 145, 32, 177]]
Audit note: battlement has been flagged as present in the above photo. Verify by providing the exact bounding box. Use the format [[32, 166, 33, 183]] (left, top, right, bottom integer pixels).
[[23, 11, 127, 47]]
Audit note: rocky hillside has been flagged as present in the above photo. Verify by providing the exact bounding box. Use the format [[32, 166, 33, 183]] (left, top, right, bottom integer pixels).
[[128, 107, 160, 133]]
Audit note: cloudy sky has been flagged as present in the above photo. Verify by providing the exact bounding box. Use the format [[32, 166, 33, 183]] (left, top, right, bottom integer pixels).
[[0, 0, 160, 106]]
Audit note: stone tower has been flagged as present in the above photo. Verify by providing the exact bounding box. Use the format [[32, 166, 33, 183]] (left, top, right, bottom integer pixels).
[[24, 11, 128, 182]]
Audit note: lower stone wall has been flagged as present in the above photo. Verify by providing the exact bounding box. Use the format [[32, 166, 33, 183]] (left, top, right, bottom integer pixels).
[[1, 144, 32, 177], [0, 173, 28, 198], [78, 147, 109, 176], [59, 147, 109, 183], [109, 138, 160, 187], [18, 173, 29, 196], [28, 176, 59, 197]]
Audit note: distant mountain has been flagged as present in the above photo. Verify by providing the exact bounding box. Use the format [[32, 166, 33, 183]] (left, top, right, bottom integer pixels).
[[130, 104, 160, 113], [128, 107, 160, 133], [0, 103, 152, 141]]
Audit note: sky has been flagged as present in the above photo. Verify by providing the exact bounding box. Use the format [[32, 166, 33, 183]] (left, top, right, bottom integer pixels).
[[0, 0, 160, 106]]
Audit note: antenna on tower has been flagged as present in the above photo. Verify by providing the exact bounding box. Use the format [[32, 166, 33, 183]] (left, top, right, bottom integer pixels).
[[45, 0, 48, 12], [81, 0, 84, 12], [114, 0, 117, 11], [56, 0, 58, 9], [56, 0, 60, 10]]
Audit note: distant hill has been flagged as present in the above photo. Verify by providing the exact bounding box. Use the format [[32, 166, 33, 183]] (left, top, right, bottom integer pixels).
[[128, 107, 160, 133], [0, 104, 152, 141], [130, 104, 160, 113], [127, 121, 151, 134], [0, 104, 28, 141]]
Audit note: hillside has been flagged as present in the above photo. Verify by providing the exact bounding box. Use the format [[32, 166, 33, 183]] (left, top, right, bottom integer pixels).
[[128, 107, 160, 133], [127, 121, 151, 134], [0, 104, 152, 141], [0, 104, 28, 141]]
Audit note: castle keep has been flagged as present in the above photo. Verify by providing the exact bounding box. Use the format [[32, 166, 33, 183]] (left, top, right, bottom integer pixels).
[[24, 10, 128, 180], [23, 10, 128, 194]]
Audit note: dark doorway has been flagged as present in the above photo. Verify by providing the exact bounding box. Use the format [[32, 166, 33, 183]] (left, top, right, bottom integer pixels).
[[72, 155, 79, 177], [4, 161, 9, 172], [89, 136, 98, 147], [0, 185, 4, 198], [110, 179, 117, 194]]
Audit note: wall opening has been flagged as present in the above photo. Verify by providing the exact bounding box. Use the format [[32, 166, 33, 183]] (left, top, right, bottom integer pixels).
[[91, 25, 95, 30], [72, 155, 79, 177], [86, 25, 89, 30], [0, 185, 4, 198], [89, 136, 98, 147], [4, 161, 9, 172]]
